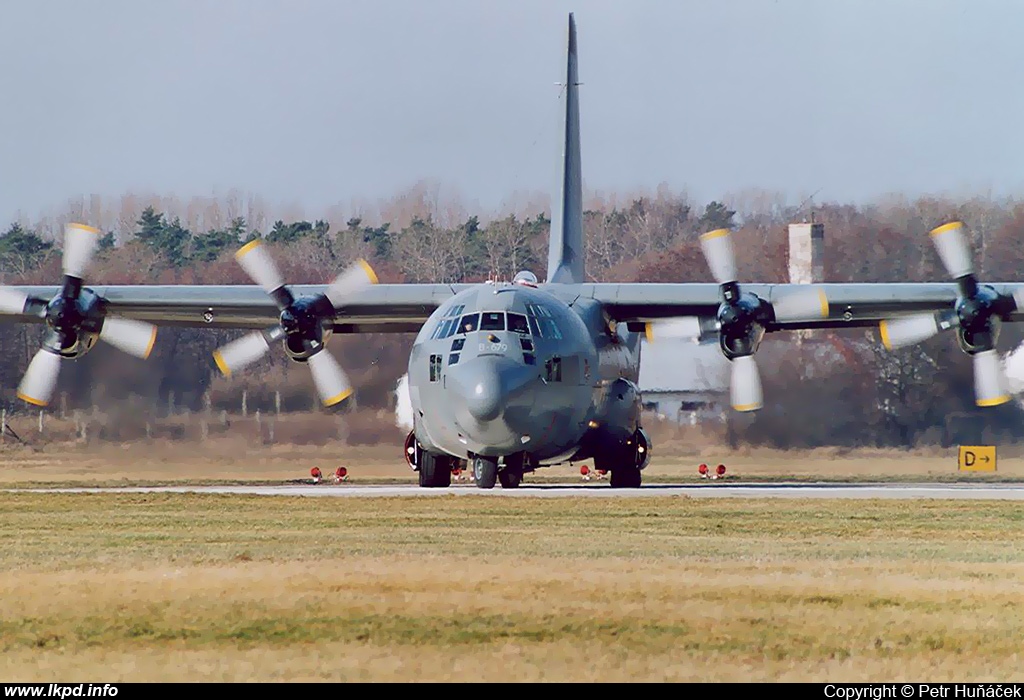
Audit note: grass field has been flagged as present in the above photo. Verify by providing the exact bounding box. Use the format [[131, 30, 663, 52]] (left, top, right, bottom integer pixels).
[[2, 492, 1024, 682]]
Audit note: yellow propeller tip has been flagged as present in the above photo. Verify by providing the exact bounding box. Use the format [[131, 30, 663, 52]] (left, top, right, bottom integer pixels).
[[213, 350, 231, 377], [732, 403, 761, 412], [143, 328, 158, 360], [68, 223, 100, 234], [235, 239, 262, 260], [323, 388, 353, 407], [930, 221, 964, 236], [879, 320, 892, 350], [358, 259, 379, 285], [17, 392, 48, 407], [644, 323, 654, 343], [977, 395, 1010, 407], [699, 228, 730, 241]]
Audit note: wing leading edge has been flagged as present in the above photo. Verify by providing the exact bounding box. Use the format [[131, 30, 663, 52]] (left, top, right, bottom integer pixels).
[[0, 283, 463, 333], [584, 280, 1024, 330]]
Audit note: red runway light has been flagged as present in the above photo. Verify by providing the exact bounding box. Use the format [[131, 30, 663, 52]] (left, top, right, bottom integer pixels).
[[336, 467, 347, 479], [580, 465, 589, 476], [716, 464, 726, 476], [311, 467, 322, 478], [698, 464, 708, 475]]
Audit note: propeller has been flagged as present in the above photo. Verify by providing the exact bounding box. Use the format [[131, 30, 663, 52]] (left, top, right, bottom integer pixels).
[[0, 223, 159, 407], [646, 228, 830, 411], [877, 221, 1015, 407], [212, 240, 377, 406]]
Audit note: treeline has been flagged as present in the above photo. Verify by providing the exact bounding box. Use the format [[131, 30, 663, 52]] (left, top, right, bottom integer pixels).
[[3, 182, 1024, 448]]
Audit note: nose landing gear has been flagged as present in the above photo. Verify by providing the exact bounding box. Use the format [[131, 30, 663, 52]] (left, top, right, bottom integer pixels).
[[473, 455, 499, 489]]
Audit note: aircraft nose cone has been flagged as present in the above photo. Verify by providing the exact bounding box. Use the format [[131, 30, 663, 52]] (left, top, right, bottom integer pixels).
[[464, 367, 502, 422], [449, 356, 535, 426]]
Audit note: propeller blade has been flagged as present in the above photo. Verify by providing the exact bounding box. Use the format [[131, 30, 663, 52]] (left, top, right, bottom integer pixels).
[[772, 287, 829, 323], [307, 350, 353, 407], [324, 259, 379, 307], [699, 228, 738, 285], [99, 317, 158, 359], [234, 239, 286, 297], [0, 287, 29, 314], [930, 221, 973, 280], [644, 317, 702, 342], [212, 331, 272, 377], [63, 223, 100, 279], [878, 313, 948, 350], [973, 349, 1010, 407], [729, 354, 762, 412], [17, 348, 62, 407]]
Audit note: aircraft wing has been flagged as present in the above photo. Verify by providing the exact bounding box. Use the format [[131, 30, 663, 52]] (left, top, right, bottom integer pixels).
[[582, 277, 1024, 410], [0, 283, 462, 333], [581, 281, 1024, 332]]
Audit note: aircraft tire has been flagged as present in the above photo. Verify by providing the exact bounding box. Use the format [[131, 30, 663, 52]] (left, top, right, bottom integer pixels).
[[418, 452, 452, 488], [474, 456, 499, 489], [498, 468, 522, 489], [610, 466, 642, 488]]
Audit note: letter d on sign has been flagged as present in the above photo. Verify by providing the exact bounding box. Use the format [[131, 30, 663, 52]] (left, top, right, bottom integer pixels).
[[959, 445, 997, 472]]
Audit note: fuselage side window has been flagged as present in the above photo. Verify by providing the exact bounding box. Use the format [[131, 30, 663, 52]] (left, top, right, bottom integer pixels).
[[545, 356, 562, 382], [480, 312, 505, 331], [507, 312, 529, 335], [458, 313, 480, 334]]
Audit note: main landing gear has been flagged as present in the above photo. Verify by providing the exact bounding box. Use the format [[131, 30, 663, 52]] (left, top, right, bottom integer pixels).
[[593, 427, 651, 489], [418, 451, 453, 488]]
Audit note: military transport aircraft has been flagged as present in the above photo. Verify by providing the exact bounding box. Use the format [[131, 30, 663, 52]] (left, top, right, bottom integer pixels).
[[0, 13, 1022, 489]]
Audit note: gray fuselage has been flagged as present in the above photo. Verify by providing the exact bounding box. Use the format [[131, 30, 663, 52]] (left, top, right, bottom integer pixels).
[[407, 280, 643, 467]]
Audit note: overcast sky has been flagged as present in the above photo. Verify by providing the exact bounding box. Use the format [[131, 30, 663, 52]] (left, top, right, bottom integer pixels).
[[3, 0, 1023, 229]]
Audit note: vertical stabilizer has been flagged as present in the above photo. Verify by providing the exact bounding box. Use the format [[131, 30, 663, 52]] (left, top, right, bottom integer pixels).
[[546, 13, 585, 284]]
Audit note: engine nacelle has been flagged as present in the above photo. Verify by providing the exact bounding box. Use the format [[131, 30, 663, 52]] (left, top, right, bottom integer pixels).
[[45, 287, 103, 359], [282, 329, 333, 363], [53, 331, 99, 359], [956, 316, 1001, 355], [717, 290, 767, 360], [280, 295, 335, 362], [954, 284, 1003, 355]]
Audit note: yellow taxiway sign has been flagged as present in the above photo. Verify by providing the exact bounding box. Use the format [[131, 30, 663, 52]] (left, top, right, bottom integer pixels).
[[958, 445, 996, 472]]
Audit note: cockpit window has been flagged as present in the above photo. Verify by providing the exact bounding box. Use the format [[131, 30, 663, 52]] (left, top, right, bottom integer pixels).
[[527, 315, 542, 337], [537, 318, 562, 339], [458, 313, 480, 334], [430, 304, 466, 339], [507, 313, 529, 335], [480, 312, 505, 331], [523, 303, 562, 339]]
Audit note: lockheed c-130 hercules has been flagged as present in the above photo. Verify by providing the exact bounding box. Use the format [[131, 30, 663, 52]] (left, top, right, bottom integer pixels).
[[1, 13, 1023, 489]]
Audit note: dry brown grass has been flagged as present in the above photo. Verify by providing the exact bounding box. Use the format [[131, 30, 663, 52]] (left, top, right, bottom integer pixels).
[[3, 407, 1023, 484], [2, 493, 1024, 681], [0, 436, 1021, 485]]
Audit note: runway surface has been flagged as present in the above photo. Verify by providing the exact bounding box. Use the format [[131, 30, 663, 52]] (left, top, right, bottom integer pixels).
[[9, 482, 1024, 499]]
